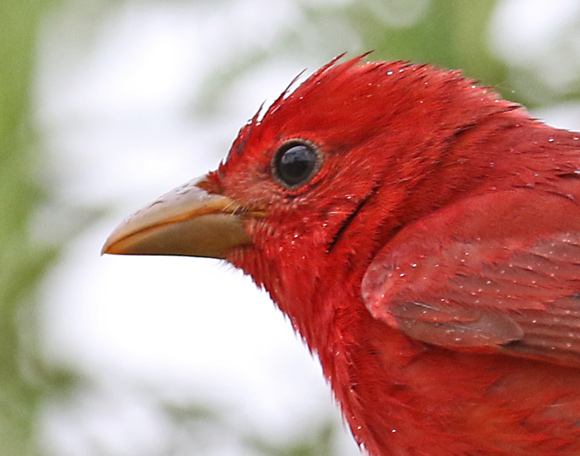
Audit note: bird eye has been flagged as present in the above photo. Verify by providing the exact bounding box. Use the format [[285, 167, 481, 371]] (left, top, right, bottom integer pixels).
[[272, 140, 322, 189]]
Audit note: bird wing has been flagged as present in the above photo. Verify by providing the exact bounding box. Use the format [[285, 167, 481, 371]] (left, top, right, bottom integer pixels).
[[362, 185, 580, 366]]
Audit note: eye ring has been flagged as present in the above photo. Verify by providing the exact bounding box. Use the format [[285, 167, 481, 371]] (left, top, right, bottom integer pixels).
[[271, 139, 323, 189]]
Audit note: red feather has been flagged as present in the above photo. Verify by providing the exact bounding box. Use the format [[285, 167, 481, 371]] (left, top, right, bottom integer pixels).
[[105, 56, 580, 455]]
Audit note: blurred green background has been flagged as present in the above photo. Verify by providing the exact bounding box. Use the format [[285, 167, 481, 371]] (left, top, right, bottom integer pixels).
[[3, 0, 580, 455]]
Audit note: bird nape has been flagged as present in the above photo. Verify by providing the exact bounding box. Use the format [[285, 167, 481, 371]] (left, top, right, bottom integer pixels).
[[103, 55, 580, 456]]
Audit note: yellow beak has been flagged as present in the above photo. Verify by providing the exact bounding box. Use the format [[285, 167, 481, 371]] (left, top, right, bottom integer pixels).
[[102, 177, 252, 259]]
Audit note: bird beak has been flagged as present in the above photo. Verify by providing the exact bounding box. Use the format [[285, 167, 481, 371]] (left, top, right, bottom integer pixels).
[[102, 177, 253, 259]]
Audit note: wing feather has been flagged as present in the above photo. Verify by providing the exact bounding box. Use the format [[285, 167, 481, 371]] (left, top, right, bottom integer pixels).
[[362, 187, 580, 366]]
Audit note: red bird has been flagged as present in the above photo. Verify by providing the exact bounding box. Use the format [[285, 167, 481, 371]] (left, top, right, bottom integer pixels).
[[103, 56, 580, 455]]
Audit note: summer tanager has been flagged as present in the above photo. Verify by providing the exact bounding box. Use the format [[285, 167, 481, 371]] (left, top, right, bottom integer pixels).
[[103, 56, 580, 455]]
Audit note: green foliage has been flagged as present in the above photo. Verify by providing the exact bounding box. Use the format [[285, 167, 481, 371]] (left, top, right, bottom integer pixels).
[[341, 0, 507, 88], [202, 0, 580, 112], [0, 0, 58, 454], [198, 1, 508, 113]]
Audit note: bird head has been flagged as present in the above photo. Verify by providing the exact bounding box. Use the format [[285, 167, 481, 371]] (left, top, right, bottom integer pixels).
[[103, 55, 520, 337]]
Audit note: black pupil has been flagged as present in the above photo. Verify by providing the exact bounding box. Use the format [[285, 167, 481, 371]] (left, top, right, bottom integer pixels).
[[275, 143, 318, 187]]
